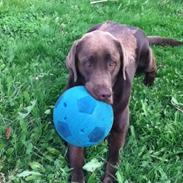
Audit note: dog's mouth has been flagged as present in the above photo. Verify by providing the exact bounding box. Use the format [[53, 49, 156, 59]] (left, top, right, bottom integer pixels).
[[89, 91, 113, 104], [85, 83, 113, 105]]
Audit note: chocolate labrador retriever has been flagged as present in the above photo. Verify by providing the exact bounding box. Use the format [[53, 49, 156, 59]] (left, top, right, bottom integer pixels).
[[65, 21, 182, 183]]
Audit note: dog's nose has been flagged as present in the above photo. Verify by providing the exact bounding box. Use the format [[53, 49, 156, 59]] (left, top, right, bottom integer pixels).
[[85, 82, 113, 104], [98, 88, 112, 101]]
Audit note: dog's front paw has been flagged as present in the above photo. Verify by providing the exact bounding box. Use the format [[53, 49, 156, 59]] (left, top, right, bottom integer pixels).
[[102, 175, 116, 183], [71, 178, 85, 183], [70, 170, 85, 183]]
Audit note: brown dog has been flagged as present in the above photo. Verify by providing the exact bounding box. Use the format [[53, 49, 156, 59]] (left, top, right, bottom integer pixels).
[[65, 21, 182, 183]]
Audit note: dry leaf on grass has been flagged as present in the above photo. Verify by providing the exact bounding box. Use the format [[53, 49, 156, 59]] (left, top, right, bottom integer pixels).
[[5, 127, 11, 140]]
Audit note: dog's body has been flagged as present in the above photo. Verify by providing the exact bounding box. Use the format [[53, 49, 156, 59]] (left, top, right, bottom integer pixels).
[[65, 21, 182, 183]]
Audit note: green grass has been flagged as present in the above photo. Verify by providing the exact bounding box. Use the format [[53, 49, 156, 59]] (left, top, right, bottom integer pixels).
[[0, 0, 183, 182]]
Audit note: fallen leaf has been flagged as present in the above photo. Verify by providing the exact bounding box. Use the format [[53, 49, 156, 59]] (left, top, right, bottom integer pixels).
[[19, 100, 37, 119], [5, 127, 11, 140], [0, 172, 5, 183], [29, 162, 43, 170], [17, 170, 41, 178], [83, 158, 102, 172]]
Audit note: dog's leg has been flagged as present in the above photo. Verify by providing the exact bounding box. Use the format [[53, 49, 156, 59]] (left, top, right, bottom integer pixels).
[[103, 107, 129, 183], [68, 145, 85, 183], [144, 48, 157, 86]]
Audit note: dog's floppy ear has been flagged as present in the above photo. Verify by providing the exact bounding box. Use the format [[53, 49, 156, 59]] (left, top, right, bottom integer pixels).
[[121, 44, 128, 80], [66, 40, 79, 82], [115, 41, 128, 80]]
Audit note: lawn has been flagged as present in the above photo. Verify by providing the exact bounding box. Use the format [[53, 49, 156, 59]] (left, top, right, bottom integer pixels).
[[0, 0, 183, 182]]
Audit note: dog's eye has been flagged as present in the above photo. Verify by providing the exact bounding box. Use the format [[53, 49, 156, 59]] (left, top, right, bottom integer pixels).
[[84, 61, 92, 68], [108, 61, 117, 70]]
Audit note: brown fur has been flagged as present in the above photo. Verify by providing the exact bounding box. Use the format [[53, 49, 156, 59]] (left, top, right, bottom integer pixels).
[[65, 21, 182, 183], [148, 36, 183, 46]]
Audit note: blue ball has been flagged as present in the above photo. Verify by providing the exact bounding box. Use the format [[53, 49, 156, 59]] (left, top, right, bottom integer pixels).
[[53, 86, 114, 147]]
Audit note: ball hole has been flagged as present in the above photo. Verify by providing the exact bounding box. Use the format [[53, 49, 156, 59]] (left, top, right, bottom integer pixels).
[[63, 102, 67, 107], [80, 129, 85, 134]]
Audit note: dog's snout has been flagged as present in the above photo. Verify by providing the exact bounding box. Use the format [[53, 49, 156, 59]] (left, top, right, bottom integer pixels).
[[85, 81, 113, 104], [98, 88, 112, 101]]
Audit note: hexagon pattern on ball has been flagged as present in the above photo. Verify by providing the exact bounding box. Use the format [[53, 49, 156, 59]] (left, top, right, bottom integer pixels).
[[53, 86, 114, 147], [57, 121, 71, 138], [77, 96, 97, 114], [88, 127, 105, 142]]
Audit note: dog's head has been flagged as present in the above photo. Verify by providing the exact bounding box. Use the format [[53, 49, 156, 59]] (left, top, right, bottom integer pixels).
[[66, 30, 127, 104]]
